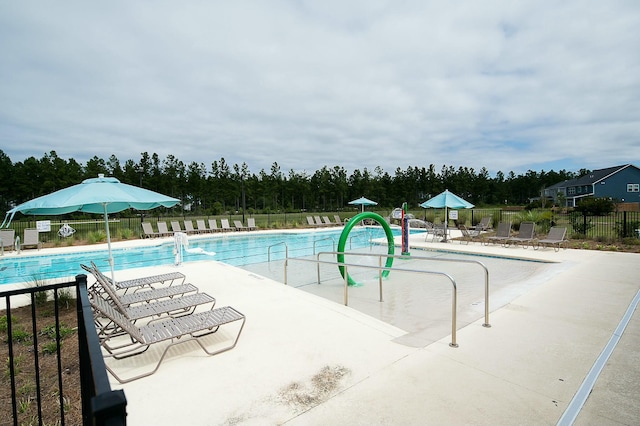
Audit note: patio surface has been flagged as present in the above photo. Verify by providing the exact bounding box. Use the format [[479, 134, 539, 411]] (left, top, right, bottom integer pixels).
[[5, 228, 640, 424]]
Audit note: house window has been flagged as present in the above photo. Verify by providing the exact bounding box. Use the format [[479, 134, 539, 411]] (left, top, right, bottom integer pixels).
[[628, 183, 640, 192], [568, 187, 575, 195]]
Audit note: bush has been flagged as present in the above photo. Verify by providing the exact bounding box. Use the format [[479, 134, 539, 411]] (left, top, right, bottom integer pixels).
[[575, 197, 615, 215], [614, 220, 640, 239], [87, 230, 107, 244], [569, 211, 594, 235]]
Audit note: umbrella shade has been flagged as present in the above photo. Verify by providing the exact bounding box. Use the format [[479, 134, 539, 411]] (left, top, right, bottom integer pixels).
[[5, 176, 179, 216], [3, 174, 179, 280], [420, 190, 474, 209], [420, 190, 474, 242], [348, 196, 378, 212]]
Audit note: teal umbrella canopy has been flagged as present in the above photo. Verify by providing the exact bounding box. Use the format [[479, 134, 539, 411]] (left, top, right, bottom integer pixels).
[[5, 175, 179, 217], [420, 190, 474, 209], [348, 196, 378, 212], [2, 174, 179, 280]]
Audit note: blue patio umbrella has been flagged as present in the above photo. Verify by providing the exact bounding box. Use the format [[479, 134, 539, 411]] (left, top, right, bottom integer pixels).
[[2, 174, 179, 280], [420, 190, 474, 241], [348, 196, 378, 212]]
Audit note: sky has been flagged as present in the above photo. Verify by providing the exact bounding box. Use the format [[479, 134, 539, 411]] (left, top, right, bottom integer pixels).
[[1, 1, 639, 177]]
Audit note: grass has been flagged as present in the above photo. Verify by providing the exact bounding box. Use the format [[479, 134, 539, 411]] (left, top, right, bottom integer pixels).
[[0, 300, 81, 425]]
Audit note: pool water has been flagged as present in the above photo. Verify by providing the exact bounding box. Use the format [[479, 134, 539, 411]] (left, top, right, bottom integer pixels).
[[0, 227, 417, 286]]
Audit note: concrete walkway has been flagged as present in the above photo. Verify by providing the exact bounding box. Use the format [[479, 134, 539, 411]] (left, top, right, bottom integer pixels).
[[92, 231, 640, 425]]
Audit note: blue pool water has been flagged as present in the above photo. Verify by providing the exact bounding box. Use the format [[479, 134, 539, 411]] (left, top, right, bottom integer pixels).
[[0, 227, 418, 285]]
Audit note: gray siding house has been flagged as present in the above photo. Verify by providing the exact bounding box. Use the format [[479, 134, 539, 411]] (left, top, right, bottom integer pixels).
[[544, 164, 640, 207]]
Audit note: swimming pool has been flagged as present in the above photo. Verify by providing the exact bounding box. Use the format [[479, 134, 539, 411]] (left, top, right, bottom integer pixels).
[[0, 227, 419, 286]]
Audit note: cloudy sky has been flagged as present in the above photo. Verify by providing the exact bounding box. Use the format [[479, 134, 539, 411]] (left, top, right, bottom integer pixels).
[[1, 1, 638, 177]]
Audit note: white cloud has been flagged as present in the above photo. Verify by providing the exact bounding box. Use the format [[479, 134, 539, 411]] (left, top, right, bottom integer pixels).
[[0, 0, 638, 177]]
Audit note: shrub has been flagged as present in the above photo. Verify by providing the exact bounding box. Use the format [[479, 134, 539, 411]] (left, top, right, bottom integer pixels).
[[87, 230, 107, 244], [614, 220, 640, 239], [569, 211, 593, 235], [575, 197, 615, 215], [119, 228, 135, 240], [0, 315, 10, 333]]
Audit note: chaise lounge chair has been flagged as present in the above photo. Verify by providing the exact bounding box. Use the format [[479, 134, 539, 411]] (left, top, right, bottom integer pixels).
[[208, 219, 221, 232], [534, 226, 567, 251], [0, 229, 15, 253], [504, 221, 536, 248], [90, 295, 245, 383], [85, 264, 216, 323], [247, 218, 258, 230], [142, 222, 160, 238], [183, 220, 198, 234], [458, 225, 481, 245], [88, 261, 186, 293], [334, 215, 344, 226], [322, 216, 338, 226], [170, 221, 184, 233], [157, 221, 171, 237], [84, 262, 196, 304], [19, 228, 41, 251], [196, 219, 210, 233], [233, 220, 248, 231], [220, 219, 233, 232], [474, 216, 492, 232], [483, 222, 512, 246]]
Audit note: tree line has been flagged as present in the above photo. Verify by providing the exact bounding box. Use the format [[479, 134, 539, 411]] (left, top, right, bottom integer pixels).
[[0, 149, 584, 215]]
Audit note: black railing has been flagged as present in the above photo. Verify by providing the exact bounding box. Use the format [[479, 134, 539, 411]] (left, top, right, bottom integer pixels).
[[1, 275, 127, 425]]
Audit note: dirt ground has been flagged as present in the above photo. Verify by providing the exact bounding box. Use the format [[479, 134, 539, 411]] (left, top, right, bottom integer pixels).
[[0, 299, 82, 426]]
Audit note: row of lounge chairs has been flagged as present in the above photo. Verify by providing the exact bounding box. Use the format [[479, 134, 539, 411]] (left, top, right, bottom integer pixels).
[[458, 221, 568, 251], [423, 216, 492, 243], [82, 262, 245, 383], [306, 215, 344, 227], [1, 228, 42, 253], [142, 218, 258, 238]]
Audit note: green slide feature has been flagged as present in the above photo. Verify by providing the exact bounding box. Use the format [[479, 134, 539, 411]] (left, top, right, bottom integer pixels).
[[337, 212, 395, 286]]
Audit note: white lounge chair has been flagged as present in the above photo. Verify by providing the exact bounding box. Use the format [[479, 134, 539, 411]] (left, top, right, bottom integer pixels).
[[20, 228, 41, 250], [142, 222, 160, 238], [208, 219, 221, 232], [90, 295, 245, 383], [196, 219, 210, 233], [183, 220, 198, 234], [1, 228, 16, 252]]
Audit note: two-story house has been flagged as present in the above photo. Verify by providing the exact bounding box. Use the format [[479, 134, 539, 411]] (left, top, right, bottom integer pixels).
[[543, 164, 640, 207]]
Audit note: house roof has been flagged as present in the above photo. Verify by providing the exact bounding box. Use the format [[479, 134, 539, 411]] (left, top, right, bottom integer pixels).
[[546, 164, 635, 190]]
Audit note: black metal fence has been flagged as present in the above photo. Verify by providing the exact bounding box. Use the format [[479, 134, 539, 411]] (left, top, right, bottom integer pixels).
[[1, 275, 127, 425], [5, 208, 640, 246]]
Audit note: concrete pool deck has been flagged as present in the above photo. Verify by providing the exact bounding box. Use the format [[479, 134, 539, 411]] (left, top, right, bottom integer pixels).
[[4, 228, 639, 424], [82, 230, 638, 425]]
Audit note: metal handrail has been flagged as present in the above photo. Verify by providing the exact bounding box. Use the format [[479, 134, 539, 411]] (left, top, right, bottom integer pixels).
[[267, 241, 288, 262], [285, 256, 461, 347], [313, 236, 336, 254], [317, 251, 491, 328]]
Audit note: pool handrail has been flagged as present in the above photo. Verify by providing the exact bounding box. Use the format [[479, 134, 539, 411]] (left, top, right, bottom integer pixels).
[[267, 241, 288, 263], [312, 236, 336, 254], [316, 251, 491, 328], [285, 256, 461, 347]]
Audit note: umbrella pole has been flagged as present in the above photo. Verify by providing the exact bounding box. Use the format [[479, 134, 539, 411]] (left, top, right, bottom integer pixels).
[[443, 206, 448, 242], [103, 205, 115, 283]]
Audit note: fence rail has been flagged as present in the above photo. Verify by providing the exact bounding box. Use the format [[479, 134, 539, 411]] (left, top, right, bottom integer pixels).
[[4, 208, 639, 246], [1, 275, 127, 425]]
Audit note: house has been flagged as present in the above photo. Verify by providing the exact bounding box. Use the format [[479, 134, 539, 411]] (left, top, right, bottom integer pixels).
[[543, 164, 640, 207]]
